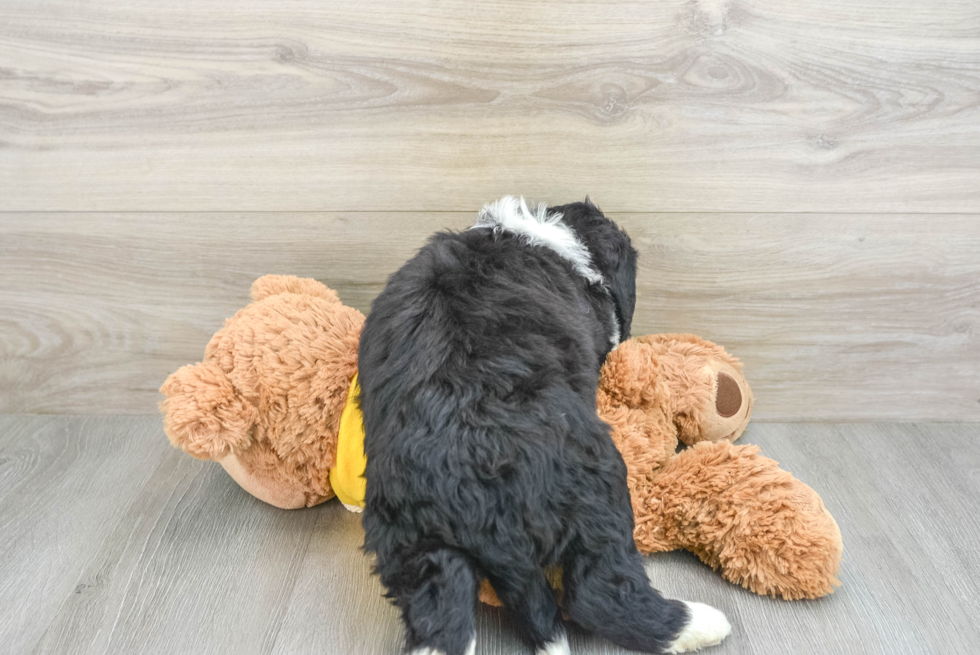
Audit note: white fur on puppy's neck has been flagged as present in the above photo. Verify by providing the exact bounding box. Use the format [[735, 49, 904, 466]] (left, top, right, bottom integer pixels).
[[473, 196, 604, 286]]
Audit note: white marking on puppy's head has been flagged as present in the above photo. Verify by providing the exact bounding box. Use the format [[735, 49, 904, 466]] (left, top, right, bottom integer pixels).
[[473, 196, 604, 286]]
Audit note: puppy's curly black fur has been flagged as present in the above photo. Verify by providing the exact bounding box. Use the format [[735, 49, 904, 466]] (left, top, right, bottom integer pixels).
[[358, 200, 707, 654]]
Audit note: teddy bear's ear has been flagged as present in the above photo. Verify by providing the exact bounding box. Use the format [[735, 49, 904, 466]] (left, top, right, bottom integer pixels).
[[250, 275, 340, 304], [159, 363, 259, 460]]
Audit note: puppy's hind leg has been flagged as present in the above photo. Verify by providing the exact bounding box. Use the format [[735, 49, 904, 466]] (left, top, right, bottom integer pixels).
[[486, 569, 567, 655], [380, 548, 479, 655], [562, 544, 730, 654]]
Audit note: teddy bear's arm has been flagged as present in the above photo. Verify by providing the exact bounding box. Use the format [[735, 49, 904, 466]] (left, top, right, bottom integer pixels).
[[159, 362, 258, 460], [641, 440, 842, 600]]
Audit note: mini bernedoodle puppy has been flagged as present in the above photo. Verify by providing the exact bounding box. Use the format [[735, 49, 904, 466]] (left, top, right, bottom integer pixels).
[[358, 197, 731, 655]]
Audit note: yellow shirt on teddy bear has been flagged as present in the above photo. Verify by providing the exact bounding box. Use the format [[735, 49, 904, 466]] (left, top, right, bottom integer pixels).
[[329, 373, 367, 509]]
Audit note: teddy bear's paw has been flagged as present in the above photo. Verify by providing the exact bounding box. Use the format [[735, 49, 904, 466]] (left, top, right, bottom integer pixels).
[[664, 602, 731, 653]]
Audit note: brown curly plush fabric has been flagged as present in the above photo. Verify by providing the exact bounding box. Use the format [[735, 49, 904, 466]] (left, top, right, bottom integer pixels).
[[160, 275, 363, 508], [643, 442, 842, 599], [597, 334, 841, 600]]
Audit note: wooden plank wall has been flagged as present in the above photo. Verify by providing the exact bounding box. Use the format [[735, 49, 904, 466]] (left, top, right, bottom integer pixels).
[[2, 214, 978, 419], [1, 0, 978, 419]]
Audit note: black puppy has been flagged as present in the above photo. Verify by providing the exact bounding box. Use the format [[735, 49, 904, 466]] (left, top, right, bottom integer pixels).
[[358, 197, 730, 655]]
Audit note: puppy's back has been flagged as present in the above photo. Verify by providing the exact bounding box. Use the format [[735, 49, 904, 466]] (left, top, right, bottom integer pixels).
[[358, 228, 611, 523]]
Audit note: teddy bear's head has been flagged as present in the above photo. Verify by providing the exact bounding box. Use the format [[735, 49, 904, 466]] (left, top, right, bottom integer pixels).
[[160, 275, 364, 508], [599, 334, 754, 450]]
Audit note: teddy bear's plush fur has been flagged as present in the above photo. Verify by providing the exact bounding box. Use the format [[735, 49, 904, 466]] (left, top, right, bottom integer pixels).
[[160, 275, 842, 601], [160, 275, 363, 509], [597, 335, 842, 600]]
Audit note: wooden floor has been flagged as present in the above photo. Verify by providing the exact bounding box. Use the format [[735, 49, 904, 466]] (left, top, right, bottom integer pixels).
[[2, 415, 977, 655]]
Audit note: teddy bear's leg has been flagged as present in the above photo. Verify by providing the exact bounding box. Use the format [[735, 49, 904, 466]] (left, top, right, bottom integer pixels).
[[644, 440, 842, 600], [634, 334, 754, 445], [217, 449, 314, 509]]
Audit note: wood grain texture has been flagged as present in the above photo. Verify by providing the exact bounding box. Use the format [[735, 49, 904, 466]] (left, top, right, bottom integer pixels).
[[1, 0, 979, 212], [2, 213, 978, 420], [627, 214, 980, 421], [1, 416, 979, 654], [0, 416, 174, 654], [32, 441, 321, 655]]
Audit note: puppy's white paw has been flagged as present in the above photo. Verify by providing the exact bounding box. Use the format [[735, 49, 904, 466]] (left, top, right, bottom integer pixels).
[[408, 635, 475, 655], [536, 630, 570, 655], [664, 602, 731, 653]]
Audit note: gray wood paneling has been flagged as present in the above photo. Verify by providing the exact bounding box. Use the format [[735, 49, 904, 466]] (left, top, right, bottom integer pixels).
[[1, 416, 978, 654], [2, 213, 978, 420], [1, 0, 978, 212]]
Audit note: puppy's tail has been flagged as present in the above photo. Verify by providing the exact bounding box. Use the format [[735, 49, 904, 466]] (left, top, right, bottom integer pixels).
[[159, 362, 259, 460], [562, 545, 731, 653]]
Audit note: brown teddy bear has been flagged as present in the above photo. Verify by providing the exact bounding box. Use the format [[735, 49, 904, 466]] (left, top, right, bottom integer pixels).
[[160, 275, 842, 601]]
